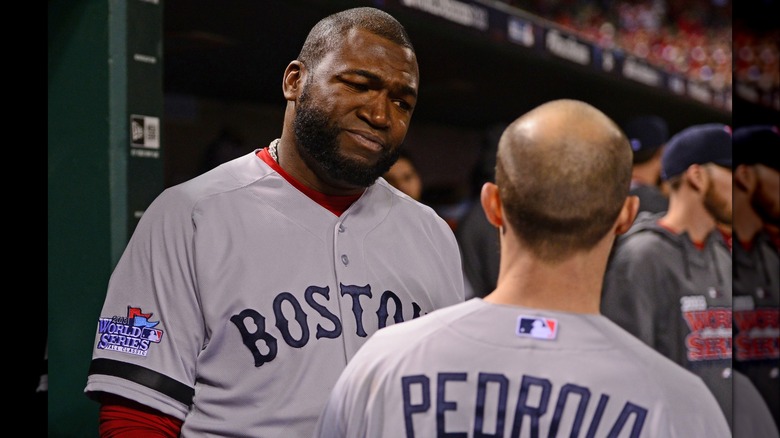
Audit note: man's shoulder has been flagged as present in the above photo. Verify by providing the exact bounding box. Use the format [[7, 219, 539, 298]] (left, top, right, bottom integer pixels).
[[606, 321, 717, 395], [372, 300, 478, 342], [614, 214, 674, 253], [161, 152, 269, 206], [373, 180, 455, 234], [612, 229, 669, 262], [629, 185, 669, 213]]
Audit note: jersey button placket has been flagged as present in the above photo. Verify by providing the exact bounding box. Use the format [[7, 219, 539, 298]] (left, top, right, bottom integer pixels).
[[338, 222, 349, 266]]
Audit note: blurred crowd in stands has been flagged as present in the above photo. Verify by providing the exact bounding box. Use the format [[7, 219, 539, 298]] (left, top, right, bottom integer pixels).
[[501, 0, 779, 95]]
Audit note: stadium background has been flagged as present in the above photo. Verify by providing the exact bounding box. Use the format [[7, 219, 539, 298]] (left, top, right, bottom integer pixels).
[[48, 0, 778, 435]]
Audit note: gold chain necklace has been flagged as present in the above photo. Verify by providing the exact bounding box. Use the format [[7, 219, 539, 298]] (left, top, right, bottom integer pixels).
[[269, 138, 281, 163]]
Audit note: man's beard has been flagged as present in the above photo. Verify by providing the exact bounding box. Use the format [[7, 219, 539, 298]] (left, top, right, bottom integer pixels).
[[704, 182, 732, 226], [293, 83, 401, 188], [752, 189, 780, 226]]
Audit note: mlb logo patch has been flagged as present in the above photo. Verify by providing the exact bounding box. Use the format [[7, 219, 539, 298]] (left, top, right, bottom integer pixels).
[[516, 315, 558, 340]]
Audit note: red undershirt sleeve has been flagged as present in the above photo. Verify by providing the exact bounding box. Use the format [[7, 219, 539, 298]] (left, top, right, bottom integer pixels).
[[98, 394, 183, 438]]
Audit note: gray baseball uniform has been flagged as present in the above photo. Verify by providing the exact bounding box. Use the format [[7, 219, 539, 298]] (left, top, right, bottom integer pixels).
[[84, 149, 465, 437], [313, 298, 730, 438]]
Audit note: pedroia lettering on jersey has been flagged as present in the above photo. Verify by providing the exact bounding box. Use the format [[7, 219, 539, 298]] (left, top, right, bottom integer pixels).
[[230, 284, 423, 367], [401, 372, 647, 437]]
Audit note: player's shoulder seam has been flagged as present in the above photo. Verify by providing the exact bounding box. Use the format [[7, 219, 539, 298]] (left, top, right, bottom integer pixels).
[[374, 182, 454, 231], [172, 156, 271, 208], [605, 326, 704, 393], [167, 175, 257, 211], [375, 310, 452, 348]]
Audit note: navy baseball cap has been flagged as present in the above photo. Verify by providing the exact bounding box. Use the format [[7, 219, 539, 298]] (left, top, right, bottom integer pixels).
[[733, 125, 780, 171], [623, 115, 669, 164], [661, 123, 732, 181]]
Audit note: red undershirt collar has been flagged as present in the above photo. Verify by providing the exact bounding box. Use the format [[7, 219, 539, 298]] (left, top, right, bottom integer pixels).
[[257, 148, 362, 216], [657, 219, 707, 250]]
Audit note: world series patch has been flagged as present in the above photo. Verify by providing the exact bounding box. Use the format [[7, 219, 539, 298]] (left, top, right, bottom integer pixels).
[[679, 295, 731, 361], [516, 315, 558, 340], [96, 306, 164, 357]]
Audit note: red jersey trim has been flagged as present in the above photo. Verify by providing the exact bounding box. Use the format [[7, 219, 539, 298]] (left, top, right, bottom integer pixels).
[[257, 148, 362, 216]]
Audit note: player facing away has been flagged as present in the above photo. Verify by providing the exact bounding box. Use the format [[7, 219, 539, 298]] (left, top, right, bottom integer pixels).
[[84, 7, 465, 437], [312, 99, 730, 438], [731, 125, 780, 432]]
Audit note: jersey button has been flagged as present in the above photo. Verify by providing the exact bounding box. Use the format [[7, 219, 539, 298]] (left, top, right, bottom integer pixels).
[[338, 224, 345, 233], [341, 254, 349, 266]]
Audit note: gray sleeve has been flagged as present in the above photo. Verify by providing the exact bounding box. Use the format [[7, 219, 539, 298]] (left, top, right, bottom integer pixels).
[[84, 187, 203, 419]]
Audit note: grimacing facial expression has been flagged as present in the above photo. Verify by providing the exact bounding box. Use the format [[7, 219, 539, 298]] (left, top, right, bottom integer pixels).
[[293, 28, 419, 189]]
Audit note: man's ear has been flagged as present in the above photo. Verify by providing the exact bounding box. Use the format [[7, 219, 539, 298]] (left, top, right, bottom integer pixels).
[[684, 164, 707, 193], [283, 61, 305, 101], [615, 195, 639, 235], [733, 164, 756, 192], [480, 182, 503, 229]]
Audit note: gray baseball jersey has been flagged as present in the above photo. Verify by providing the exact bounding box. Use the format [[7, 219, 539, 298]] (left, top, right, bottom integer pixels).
[[84, 149, 465, 437], [313, 298, 731, 438]]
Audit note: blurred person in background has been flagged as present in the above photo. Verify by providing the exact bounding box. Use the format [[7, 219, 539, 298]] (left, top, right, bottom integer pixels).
[[455, 123, 504, 299], [731, 124, 780, 432], [622, 114, 670, 214], [600, 123, 734, 428], [382, 150, 423, 201], [198, 128, 248, 175]]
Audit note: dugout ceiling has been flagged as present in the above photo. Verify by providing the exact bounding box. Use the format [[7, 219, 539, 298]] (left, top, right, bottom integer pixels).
[[163, 0, 772, 133]]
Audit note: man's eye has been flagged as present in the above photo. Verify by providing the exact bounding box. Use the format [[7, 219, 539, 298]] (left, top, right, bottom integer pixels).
[[393, 100, 413, 111], [347, 82, 369, 91]]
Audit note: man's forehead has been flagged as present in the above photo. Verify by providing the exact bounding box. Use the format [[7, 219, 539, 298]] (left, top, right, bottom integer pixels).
[[315, 30, 418, 89], [324, 28, 416, 66]]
